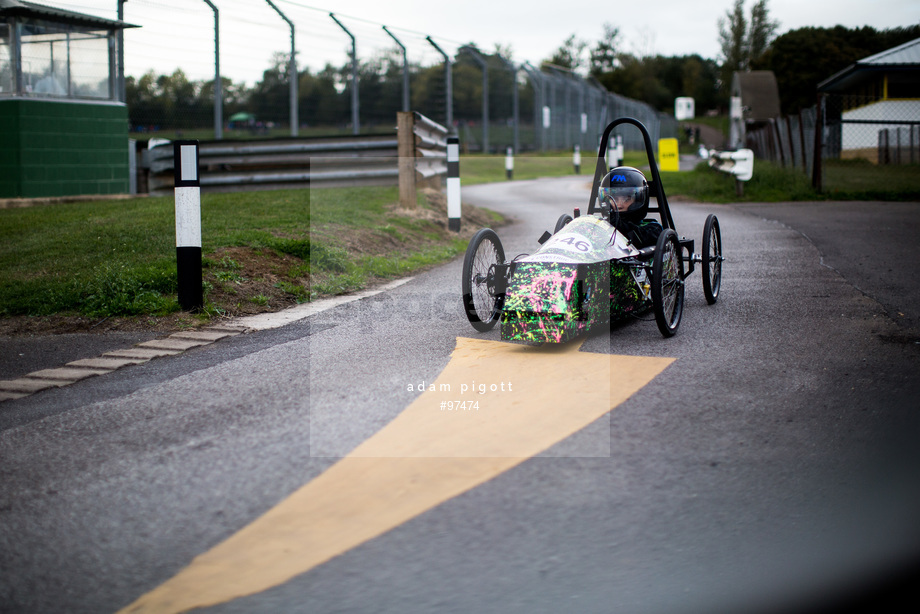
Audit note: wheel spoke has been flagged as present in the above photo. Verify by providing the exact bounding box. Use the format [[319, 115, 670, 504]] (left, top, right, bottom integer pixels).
[[471, 240, 498, 320]]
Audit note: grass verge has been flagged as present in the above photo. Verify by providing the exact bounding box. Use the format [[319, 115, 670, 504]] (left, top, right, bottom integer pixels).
[[0, 186, 504, 334]]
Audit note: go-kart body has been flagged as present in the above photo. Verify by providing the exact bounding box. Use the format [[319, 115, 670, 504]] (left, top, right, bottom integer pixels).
[[499, 215, 649, 343]]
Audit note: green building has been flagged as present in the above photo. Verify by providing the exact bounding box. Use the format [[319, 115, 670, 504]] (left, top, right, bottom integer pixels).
[[0, 0, 137, 198]]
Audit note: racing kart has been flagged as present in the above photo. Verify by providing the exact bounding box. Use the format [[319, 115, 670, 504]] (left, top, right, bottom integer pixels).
[[461, 117, 723, 342]]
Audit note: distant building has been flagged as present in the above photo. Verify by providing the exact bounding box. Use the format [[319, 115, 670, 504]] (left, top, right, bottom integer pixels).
[[818, 37, 920, 163]]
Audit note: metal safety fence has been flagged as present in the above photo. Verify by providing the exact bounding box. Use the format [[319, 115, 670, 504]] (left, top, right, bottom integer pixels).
[[143, 134, 399, 194], [515, 65, 677, 155], [50, 0, 678, 158]]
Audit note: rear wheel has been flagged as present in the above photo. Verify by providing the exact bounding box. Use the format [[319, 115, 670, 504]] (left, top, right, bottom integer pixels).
[[554, 214, 573, 234], [702, 214, 722, 305], [462, 228, 505, 332], [652, 229, 685, 337]]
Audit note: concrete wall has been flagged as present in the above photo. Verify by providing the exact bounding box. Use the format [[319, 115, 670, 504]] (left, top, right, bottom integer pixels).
[[0, 99, 129, 198]]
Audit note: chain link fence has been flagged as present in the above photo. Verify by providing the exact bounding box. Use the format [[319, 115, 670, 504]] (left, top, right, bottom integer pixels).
[[820, 94, 920, 198], [516, 66, 677, 154], [43, 0, 677, 155], [746, 94, 920, 199], [458, 63, 677, 155]]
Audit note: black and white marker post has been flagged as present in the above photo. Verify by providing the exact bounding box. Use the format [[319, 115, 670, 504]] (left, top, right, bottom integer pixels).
[[173, 140, 203, 311], [447, 136, 461, 232], [505, 146, 514, 180]]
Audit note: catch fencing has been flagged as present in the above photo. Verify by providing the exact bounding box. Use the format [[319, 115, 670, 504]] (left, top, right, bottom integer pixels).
[[462, 63, 678, 155], [95, 0, 676, 157], [745, 94, 920, 198]]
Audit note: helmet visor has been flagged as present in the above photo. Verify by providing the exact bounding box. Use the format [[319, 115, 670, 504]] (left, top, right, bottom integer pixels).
[[600, 185, 647, 213]]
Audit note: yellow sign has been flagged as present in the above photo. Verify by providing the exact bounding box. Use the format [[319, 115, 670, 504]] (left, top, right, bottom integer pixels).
[[658, 137, 679, 172]]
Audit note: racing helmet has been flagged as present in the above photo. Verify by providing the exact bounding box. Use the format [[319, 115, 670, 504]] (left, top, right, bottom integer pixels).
[[599, 166, 649, 223]]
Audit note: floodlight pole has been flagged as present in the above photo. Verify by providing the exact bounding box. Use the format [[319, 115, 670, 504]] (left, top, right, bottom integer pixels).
[[460, 46, 489, 153], [265, 0, 297, 136], [496, 54, 519, 155], [382, 26, 409, 112], [426, 36, 452, 131], [201, 0, 222, 139], [331, 13, 359, 135]]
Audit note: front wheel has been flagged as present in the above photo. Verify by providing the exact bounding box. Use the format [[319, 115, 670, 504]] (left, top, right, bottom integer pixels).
[[462, 228, 505, 332], [652, 229, 685, 337], [702, 214, 722, 305]]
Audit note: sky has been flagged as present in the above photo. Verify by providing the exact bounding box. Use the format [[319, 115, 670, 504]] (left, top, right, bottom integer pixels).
[[48, 0, 920, 86]]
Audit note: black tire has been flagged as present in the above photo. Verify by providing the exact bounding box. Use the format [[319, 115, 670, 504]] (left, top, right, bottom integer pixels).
[[462, 228, 505, 332], [702, 214, 722, 305], [553, 214, 573, 234], [651, 229, 685, 337]]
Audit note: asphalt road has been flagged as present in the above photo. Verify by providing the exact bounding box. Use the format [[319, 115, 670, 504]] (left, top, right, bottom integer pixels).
[[1, 177, 919, 614]]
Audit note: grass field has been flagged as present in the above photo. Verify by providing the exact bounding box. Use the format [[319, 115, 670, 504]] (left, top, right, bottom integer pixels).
[[821, 159, 920, 200]]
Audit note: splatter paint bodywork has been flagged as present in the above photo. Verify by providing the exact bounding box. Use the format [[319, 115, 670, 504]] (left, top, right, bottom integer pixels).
[[500, 215, 650, 343]]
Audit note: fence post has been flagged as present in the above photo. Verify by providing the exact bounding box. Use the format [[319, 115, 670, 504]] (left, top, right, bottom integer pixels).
[[173, 141, 203, 311], [812, 94, 824, 192], [773, 119, 786, 167], [878, 129, 889, 165], [330, 14, 359, 135], [427, 37, 453, 129], [447, 136, 460, 232], [397, 111, 416, 209], [201, 1, 222, 140], [798, 111, 808, 173]]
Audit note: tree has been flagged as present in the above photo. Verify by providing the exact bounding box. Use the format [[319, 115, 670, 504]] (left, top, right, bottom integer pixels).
[[251, 52, 293, 124], [718, 0, 747, 75], [544, 34, 587, 71], [589, 23, 620, 75], [753, 24, 920, 114], [748, 0, 779, 61], [717, 0, 778, 97]]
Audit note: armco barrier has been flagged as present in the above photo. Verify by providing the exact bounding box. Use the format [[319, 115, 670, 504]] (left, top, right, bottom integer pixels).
[[143, 134, 400, 195], [397, 111, 449, 208]]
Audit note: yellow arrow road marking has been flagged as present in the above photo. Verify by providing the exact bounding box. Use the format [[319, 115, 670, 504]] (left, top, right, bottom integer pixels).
[[120, 337, 674, 613]]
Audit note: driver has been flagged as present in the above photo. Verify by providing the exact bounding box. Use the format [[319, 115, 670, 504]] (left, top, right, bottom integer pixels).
[[598, 166, 662, 248]]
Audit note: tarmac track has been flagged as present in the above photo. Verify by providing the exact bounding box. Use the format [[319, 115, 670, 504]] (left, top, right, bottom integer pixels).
[[1, 177, 919, 614]]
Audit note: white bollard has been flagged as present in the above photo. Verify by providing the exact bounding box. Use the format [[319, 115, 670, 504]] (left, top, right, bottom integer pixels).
[[505, 147, 514, 180], [447, 137, 461, 232], [173, 140, 203, 310]]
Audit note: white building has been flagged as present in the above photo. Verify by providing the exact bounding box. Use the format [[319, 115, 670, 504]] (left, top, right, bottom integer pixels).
[[818, 38, 920, 162]]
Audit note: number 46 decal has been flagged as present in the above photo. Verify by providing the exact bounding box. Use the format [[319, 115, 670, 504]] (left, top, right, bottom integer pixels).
[[553, 234, 591, 252]]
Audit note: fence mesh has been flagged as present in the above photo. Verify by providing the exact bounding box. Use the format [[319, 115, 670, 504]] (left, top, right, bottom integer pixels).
[[33, 0, 676, 154], [746, 94, 920, 199], [821, 94, 920, 198]]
